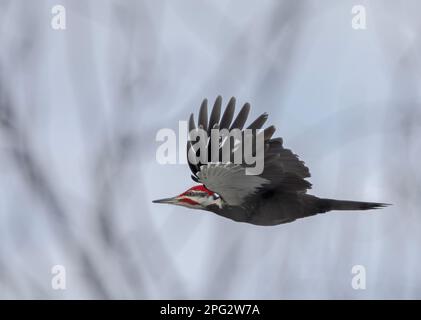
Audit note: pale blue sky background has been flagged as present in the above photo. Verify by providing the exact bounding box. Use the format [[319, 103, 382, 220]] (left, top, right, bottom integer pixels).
[[0, 0, 420, 298]]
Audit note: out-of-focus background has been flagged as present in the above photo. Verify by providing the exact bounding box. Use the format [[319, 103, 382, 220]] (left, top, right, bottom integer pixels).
[[0, 0, 420, 299]]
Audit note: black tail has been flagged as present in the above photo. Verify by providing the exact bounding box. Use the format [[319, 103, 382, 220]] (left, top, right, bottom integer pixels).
[[318, 198, 390, 213]]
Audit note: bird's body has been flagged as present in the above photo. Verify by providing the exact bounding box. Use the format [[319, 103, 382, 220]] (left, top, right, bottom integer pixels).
[[179, 185, 386, 226], [153, 96, 389, 225], [205, 190, 321, 226]]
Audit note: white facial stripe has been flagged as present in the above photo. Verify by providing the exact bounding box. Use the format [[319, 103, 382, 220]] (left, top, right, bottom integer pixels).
[[190, 195, 222, 208], [183, 194, 223, 209]]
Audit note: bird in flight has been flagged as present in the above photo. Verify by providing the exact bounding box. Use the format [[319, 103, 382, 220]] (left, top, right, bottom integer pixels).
[[153, 96, 389, 226]]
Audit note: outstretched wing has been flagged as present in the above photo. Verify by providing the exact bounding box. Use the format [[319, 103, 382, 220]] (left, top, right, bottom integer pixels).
[[197, 163, 270, 206], [187, 96, 311, 206]]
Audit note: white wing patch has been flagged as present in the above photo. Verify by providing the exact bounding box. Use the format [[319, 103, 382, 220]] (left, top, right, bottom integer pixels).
[[197, 163, 270, 206]]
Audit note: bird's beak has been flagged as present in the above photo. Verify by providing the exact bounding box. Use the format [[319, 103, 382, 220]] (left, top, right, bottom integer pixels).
[[152, 196, 178, 204]]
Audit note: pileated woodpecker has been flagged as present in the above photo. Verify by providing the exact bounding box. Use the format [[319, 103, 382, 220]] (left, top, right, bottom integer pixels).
[[153, 96, 389, 226]]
